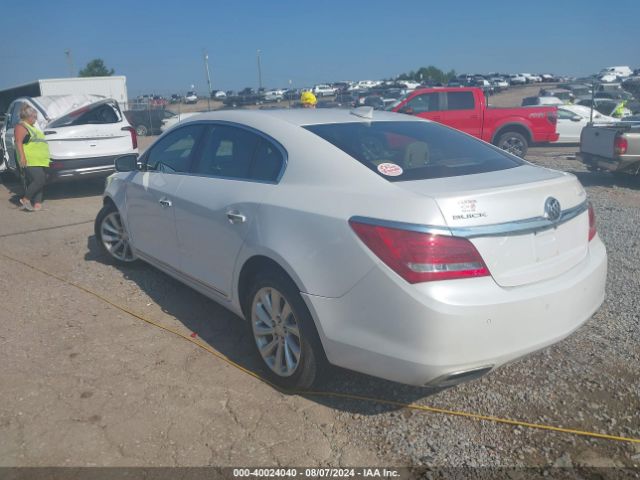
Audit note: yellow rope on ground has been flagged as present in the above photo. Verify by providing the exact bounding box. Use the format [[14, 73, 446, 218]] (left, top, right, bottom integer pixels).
[[2, 251, 639, 446]]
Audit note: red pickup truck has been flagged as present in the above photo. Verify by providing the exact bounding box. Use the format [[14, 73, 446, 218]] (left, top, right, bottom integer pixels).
[[391, 87, 558, 157]]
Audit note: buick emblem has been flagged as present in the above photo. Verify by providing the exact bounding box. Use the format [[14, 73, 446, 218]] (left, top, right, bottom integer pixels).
[[544, 197, 561, 222]]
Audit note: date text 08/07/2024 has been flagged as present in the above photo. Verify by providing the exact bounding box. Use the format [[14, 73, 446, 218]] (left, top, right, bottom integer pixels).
[[232, 468, 401, 478]]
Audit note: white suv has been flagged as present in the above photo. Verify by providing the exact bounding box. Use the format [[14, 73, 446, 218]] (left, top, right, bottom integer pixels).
[[184, 91, 198, 104], [509, 74, 527, 85], [312, 84, 337, 97], [263, 90, 284, 102], [0, 95, 137, 182]]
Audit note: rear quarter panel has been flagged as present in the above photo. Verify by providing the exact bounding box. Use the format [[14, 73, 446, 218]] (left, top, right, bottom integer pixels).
[[484, 106, 558, 143], [228, 122, 447, 301]]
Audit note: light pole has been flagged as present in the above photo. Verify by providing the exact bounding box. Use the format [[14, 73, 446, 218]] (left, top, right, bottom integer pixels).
[[64, 49, 75, 77], [204, 50, 212, 111], [256, 49, 263, 92]]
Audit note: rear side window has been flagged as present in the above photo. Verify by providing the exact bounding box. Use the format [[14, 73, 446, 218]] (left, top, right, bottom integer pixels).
[[194, 125, 260, 179], [251, 139, 284, 181], [446, 91, 475, 110], [304, 121, 523, 182], [193, 125, 284, 182]]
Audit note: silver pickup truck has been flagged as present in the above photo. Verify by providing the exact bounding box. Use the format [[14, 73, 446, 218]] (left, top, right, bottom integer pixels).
[[578, 121, 640, 176]]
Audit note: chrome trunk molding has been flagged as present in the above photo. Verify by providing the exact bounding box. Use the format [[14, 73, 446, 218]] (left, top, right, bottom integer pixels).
[[350, 201, 588, 239]]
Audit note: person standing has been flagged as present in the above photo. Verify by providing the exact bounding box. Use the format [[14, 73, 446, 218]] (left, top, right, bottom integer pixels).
[[15, 104, 50, 211], [300, 91, 317, 108], [612, 100, 628, 119]]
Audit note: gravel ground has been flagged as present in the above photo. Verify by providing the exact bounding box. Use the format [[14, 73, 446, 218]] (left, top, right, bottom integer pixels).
[[325, 147, 640, 469]]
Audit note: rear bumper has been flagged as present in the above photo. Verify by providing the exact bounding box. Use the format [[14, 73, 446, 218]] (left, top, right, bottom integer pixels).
[[577, 152, 640, 173], [303, 237, 607, 387], [47, 155, 120, 182]]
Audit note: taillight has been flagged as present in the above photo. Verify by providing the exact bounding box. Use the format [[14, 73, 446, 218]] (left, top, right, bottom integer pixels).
[[49, 161, 64, 169], [546, 110, 557, 125], [122, 126, 138, 150], [349, 220, 490, 283], [614, 136, 628, 155], [588, 203, 597, 241]]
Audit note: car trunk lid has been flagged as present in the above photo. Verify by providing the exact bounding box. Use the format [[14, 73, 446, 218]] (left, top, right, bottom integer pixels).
[[44, 100, 134, 160], [397, 165, 589, 287]]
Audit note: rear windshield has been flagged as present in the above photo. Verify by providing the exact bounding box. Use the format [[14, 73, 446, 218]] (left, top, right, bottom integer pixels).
[[49, 102, 121, 128], [304, 121, 523, 181]]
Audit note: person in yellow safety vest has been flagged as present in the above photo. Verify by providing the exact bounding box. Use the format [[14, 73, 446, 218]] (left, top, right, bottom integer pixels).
[[612, 100, 627, 119], [14, 104, 50, 211], [300, 91, 317, 108]]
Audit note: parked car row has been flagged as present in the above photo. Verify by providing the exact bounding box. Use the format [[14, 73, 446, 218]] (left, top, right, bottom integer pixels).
[[218, 70, 571, 107]]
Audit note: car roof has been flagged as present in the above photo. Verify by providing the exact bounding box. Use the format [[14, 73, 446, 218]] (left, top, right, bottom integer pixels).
[[181, 108, 420, 127]]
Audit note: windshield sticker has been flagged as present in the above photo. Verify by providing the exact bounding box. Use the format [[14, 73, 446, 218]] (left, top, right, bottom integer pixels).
[[377, 163, 403, 177]]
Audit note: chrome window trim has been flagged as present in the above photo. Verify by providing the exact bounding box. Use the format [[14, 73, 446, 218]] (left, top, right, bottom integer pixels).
[[350, 201, 588, 239]]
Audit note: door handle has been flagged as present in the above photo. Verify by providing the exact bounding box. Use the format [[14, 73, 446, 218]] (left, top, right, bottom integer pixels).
[[159, 198, 172, 208], [226, 210, 246, 224]]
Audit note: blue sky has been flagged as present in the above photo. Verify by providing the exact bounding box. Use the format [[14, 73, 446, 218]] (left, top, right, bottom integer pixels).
[[2, 0, 639, 96]]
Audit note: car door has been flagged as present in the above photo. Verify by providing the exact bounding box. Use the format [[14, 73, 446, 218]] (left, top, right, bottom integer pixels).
[[398, 92, 443, 123], [0, 105, 11, 171], [440, 91, 481, 137], [124, 123, 205, 269], [556, 108, 584, 143], [1, 100, 25, 171], [173, 124, 285, 299]]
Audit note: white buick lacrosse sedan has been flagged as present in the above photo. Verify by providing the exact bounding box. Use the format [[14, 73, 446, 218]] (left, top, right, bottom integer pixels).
[[96, 108, 607, 388]]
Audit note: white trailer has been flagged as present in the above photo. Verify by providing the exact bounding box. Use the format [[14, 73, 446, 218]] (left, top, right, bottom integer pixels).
[[38, 76, 128, 109], [0, 76, 128, 114]]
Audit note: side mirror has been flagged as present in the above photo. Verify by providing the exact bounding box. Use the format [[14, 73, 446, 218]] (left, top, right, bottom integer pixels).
[[399, 105, 414, 115], [570, 115, 582, 122], [115, 154, 139, 172]]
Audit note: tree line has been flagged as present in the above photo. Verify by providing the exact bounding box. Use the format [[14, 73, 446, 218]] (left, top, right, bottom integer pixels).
[[396, 66, 457, 84]]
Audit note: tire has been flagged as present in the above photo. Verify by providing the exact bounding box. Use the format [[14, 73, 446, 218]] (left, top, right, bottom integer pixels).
[[496, 131, 528, 157], [135, 124, 148, 137], [244, 269, 325, 389], [581, 154, 598, 172], [94, 204, 137, 264]]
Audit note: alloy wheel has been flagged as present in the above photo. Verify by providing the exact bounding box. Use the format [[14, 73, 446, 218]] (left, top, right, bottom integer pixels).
[[251, 287, 302, 377], [500, 137, 526, 156], [100, 211, 135, 262]]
